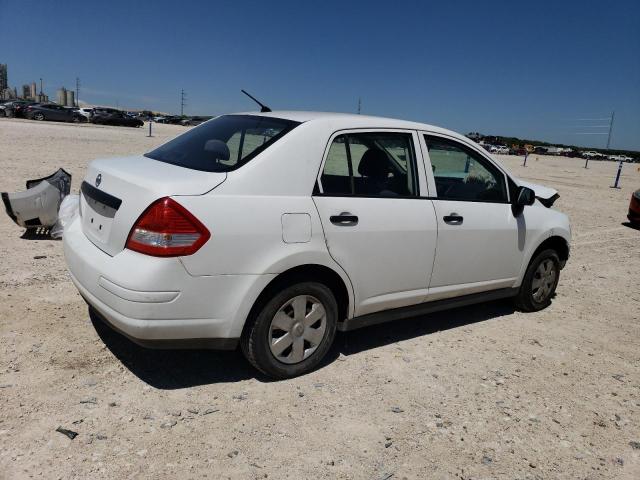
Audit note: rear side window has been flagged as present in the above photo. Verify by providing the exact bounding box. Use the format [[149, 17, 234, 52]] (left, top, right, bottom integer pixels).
[[320, 132, 418, 197], [145, 115, 300, 172]]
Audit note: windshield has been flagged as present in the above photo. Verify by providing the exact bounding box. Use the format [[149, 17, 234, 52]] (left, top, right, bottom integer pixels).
[[145, 115, 300, 172]]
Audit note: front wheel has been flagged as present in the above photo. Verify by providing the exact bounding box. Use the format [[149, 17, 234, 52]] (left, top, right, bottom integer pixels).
[[33, 112, 45, 121], [515, 249, 560, 312], [241, 282, 338, 379]]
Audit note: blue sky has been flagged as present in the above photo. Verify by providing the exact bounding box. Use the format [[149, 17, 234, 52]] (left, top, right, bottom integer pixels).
[[1, 0, 639, 150]]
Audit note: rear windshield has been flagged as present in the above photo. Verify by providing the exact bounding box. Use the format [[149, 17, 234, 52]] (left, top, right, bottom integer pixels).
[[145, 114, 300, 172]]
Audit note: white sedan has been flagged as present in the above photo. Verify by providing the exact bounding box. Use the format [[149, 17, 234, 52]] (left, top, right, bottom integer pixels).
[[64, 111, 571, 378]]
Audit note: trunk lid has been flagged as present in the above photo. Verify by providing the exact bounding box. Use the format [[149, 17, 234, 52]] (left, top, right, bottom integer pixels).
[[80, 155, 225, 256]]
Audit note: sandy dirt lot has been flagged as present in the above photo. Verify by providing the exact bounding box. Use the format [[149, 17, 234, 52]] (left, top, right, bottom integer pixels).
[[1, 118, 639, 479]]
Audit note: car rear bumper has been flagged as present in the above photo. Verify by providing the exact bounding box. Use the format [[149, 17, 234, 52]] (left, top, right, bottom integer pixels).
[[63, 217, 274, 346]]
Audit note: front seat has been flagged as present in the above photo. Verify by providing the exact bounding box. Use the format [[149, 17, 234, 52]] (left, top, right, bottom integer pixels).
[[357, 148, 392, 195]]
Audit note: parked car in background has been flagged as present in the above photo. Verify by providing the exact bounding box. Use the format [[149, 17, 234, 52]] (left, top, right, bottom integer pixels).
[[509, 147, 527, 156], [64, 111, 571, 379], [609, 155, 634, 162], [92, 108, 144, 127], [25, 103, 84, 122], [490, 145, 509, 154], [581, 150, 604, 159], [628, 189, 640, 226], [2, 100, 35, 118], [181, 116, 211, 126], [76, 107, 95, 121]]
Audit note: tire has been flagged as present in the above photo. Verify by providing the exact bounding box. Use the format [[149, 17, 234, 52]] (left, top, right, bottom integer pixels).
[[33, 112, 45, 121], [514, 249, 560, 312], [241, 281, 338, 379]]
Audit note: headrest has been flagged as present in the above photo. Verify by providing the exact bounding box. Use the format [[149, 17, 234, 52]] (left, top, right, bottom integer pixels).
[[357, 149, 389, 179]]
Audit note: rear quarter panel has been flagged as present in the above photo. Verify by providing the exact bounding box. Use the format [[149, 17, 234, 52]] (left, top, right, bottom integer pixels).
[[177, 195, 336, 276], [176, 121, 354, 314]]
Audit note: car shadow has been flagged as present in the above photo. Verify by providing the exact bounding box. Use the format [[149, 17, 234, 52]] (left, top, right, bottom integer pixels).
[[621, 221, 640, 231], [91, 299, 515, 389], [90, 311, 264, 388], [332, 299, 515, 357]]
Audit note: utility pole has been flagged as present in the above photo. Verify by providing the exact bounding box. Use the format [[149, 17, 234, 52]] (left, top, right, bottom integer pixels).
[[357, 97, 361, 114], [180, 89, 187, 117], [76, 77, 80, 107], [605, 110, 615, 150]]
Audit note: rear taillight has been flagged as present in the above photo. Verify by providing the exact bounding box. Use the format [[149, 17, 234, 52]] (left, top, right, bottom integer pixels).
[[126, 197, 210, 257]]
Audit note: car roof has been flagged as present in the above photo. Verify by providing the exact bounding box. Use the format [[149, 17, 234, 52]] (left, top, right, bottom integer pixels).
[[232, 110, 463, 139]]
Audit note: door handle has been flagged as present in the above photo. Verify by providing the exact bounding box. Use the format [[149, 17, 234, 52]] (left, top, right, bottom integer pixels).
[[443, 213, 463, 225], [330, 212, 359, 226]]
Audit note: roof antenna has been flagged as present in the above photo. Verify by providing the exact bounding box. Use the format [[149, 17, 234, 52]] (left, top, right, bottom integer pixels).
[[241, 89, 272, 112]]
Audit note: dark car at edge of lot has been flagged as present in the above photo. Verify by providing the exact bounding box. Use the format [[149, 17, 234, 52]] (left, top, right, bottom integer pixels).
[[2, 100, 37, 118], [92, 108, 144, 127], [628, 189, 640, 227], [25, 103, 85, 123]]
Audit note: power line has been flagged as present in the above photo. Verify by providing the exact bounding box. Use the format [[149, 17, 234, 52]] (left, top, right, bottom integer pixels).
[[605, 111, 615, 149]]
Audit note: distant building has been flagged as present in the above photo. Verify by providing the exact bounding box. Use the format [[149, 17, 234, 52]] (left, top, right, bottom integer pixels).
[[57, 87, 67, 105], [0, 64, 11, 100], [22, 84, 31, 99], [30, 82, 37, 99], [2, 87, 17, 100], [0, 64, 7, 92], [65, 90, 75, 107], [56, 87, 75, 106]]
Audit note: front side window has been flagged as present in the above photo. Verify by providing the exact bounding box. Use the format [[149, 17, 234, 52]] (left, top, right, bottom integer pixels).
[[320, 132, 418, 197], [145, 115, 300, 172], [424, 136, 507, 202]]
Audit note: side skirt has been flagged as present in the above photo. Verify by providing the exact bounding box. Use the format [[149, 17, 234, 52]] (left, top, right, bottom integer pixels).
[[338, 288, 518, 332]]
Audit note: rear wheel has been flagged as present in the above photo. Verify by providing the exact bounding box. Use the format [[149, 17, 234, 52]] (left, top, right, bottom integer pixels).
[[241, 282, 337, 379], [33, 112, 45, 121], [515, 249, 560, 312]]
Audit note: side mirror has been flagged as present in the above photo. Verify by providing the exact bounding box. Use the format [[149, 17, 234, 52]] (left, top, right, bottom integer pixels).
[[512, 186, 535, 216], [204, 139, 230, 161]]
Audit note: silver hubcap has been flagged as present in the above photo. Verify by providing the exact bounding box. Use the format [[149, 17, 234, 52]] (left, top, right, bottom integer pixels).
[[269, 295, 327, 364], [532, 259, 556, 302]]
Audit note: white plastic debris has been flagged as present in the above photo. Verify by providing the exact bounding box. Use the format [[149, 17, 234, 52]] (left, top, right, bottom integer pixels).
[[50, 194, 79, 239]]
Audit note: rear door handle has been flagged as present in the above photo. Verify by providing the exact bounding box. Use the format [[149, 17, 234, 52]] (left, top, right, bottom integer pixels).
[[330, 212, 359, 226], [443, 213, 463, 225]]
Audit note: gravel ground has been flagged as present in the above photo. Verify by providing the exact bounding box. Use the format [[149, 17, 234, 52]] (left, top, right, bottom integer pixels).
[[1, 118, 639, 479]]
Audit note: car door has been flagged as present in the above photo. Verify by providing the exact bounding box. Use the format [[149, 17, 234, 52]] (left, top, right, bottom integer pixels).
[[313, 130, 438, 317], [48, 105, 65, 121], [420, 133, 525, 300]]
